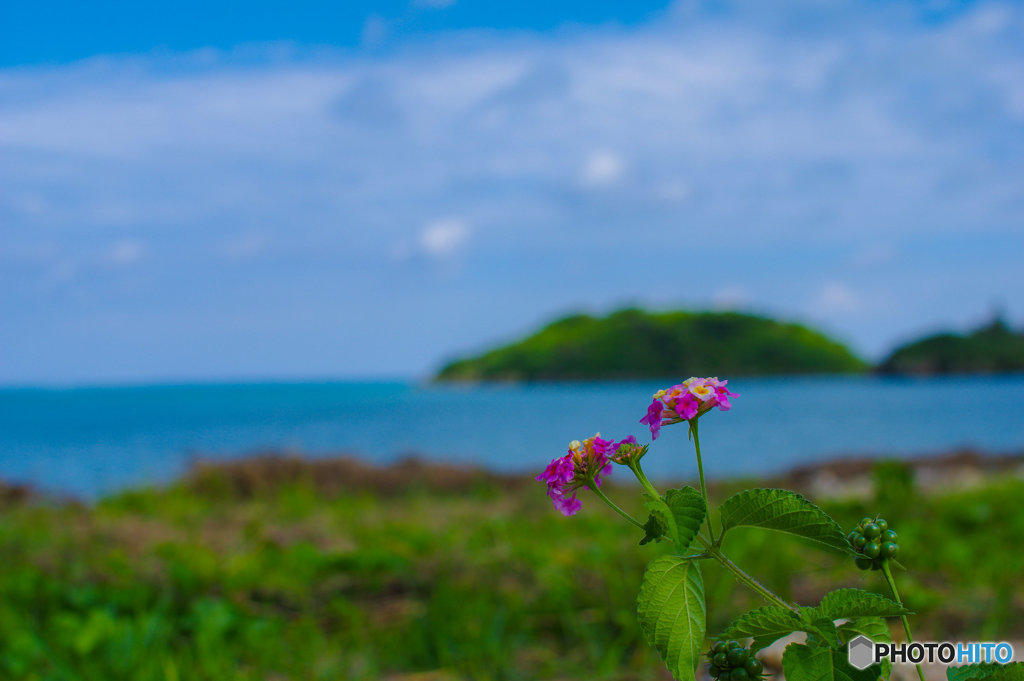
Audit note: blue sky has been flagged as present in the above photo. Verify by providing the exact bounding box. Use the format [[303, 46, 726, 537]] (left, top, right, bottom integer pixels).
[[2, 0, 1022, 384]]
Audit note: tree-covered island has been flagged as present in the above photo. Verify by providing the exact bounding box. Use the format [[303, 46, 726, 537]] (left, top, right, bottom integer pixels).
[[436, 309, 867, 381]]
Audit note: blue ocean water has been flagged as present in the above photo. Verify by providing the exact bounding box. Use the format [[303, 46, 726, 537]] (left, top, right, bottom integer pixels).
[[1, 375, 1022, 499]]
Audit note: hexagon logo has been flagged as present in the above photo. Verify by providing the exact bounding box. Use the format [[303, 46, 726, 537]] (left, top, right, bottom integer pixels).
[[848, 635, 876, 670]]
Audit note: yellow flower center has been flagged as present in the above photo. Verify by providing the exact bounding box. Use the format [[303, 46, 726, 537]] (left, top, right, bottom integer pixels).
[[689, 383, 713, 400]]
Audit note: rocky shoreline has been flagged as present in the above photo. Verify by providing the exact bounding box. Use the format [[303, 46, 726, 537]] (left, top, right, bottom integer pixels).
[[179, 447, 1024, 500], [2, 447, 1021, 506]]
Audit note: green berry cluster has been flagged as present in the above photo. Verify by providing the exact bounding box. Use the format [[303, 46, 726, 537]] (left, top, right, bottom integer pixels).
[[847, 516, 899, 570], [706, 640, 764, 680]]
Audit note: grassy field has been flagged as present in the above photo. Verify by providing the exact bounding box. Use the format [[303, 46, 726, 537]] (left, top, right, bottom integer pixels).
[[0, 457, 1021, 680]]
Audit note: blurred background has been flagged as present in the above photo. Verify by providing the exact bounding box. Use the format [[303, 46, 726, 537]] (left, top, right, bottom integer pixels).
[[1, 0, 1023, 679]]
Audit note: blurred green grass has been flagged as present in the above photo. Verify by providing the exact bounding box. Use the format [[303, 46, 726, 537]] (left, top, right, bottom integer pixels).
[[0, 460, 1021, 680]]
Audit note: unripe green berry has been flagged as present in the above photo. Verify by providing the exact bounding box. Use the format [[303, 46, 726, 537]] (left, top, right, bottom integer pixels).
[[875, 518, 889, 532], [859, 516, 873, 528], [882, 529, 898, 542], [709, 664, 722, 678], [853, 534, 868, 549], [730, 668, 749, 681], [728, 640, 743, 649], [714, 641, 729, 655], [714, 652, 728, 668], [863, 523, 881, 539], [855, 556, 873, 570], [881, 542, 900, 559], [745, 658, 764, 676], [728, 647, 749, 666], [863, 541, 881, 558]]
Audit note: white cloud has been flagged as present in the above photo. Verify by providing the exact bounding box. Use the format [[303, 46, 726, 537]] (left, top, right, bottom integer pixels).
[[2, 4, 1020, 257], [105, 240, 145, 266], [713, 285, 751, 309], [813, 282, 862, 314], [2, 1, 1023, 380], [420, 218, 471, 256], [580, 150, 625, 187], [965, 4, 1013, 34]]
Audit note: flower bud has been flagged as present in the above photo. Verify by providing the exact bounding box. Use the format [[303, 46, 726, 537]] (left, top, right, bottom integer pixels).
[[609, 435, 649, 466]]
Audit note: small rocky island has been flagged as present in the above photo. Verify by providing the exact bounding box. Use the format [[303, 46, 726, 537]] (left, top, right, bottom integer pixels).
[[878, 317, 1024, 375]]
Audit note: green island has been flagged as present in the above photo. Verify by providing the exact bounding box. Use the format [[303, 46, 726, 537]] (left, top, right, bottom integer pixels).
[[438, 309, 1024, 380], [436, 309, 867, 381], [0, 455, 1020, 680], [878, 317, 1024, 375]]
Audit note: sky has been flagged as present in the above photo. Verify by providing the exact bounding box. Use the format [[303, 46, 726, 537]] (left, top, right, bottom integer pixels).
[[2, 0, 1022, 385]]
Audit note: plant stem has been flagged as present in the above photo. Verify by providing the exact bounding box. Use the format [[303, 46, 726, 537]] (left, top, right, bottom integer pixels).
[[689, 419, 717, 543], [881, 561, 926, 681], [628, 460, 662, 501], [629, 459, 795, 613], [698, 537, 800, 614], [588, 483, 645, 529]]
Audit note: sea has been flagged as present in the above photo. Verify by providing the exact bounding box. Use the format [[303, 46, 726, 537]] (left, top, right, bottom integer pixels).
[[1, 375, 1022, 499]]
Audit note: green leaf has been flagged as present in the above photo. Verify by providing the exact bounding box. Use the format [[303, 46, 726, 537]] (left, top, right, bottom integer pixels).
[[798, 610, 842, 649], [815, 588, 912, 619], [637, 556, 706, 681], [837, 617, 891, 646], [718, 488, 852, 554], [782, 641, 879, 681], [642, 487, 706, 550], [721, 605, 803, 651], [640, 510, 668, 545], [948, 662, 1024, 681], [798, 589, 908, 658], [838, 617, 892, 679], [642, 497, 672, 545], [723, 605, 861, 654], [664, 487, 706, 549]]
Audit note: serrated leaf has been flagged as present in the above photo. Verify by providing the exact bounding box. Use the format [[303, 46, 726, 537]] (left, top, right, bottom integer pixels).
[[798, 611, 842, 649], [838, 617, 892, 679], [947, 662, 1024, 681], [640, 509, 668, 545], [718, 488, 852, 554], [722, 605, 803, 651], [813, 588, 912, 620], [837, 617, 891, 646], [782, 641, 879, 681], [665, 487, 706, 550], [642, 487, 706, 550], [637, 556, 706, 681]]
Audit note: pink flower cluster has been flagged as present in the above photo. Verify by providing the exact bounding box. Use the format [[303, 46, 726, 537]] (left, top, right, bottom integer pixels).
[[537, 434, 633, 516], [640, 377, 738, 439]]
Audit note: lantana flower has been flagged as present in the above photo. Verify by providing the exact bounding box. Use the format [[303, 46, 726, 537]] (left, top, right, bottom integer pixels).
[[640, 376, 738, 439], [537, 433, 614, 516], [608, 435, 649, 466]]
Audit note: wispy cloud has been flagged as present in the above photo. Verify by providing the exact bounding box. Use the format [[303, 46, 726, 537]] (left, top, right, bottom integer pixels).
[[1, 0, 1022, 381], [420, 218, 471, 257], [812, 281, 862, 315], [580, 151, 625, 187], [105, 240, 146, 266]]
